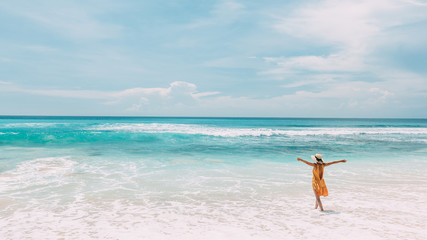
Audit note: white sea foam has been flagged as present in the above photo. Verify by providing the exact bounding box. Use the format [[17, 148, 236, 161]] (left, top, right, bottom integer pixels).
[[2, 122, 61, 128], [1, 159, 426, 240], [89, 123, 427, 137], [0, 132, 18, 135], [0, 157, 77, 197]]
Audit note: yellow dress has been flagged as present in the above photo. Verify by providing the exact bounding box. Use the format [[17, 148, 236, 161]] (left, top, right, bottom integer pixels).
[[312, 164, 328, 196]]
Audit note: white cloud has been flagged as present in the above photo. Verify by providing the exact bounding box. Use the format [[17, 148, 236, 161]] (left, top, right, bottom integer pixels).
[[260, 0, 427, 110], [113, 81, 212, 112], [280, 74, 336, 88], [1, 78, 424, 117], [203, 82, 397, 117], [113, 87, 169, 98], [3, 86, 113, 100], [273, 0, 425, 49], [403, 0, 427, 6], [267, 0, 427, 74], [113, 81, 196, 99], [0, 81, 221, 113], [275, 1, 379, 47], [0, 1, 122, 40], [192, 92, 221, 98], [263, 51, 364, 74]]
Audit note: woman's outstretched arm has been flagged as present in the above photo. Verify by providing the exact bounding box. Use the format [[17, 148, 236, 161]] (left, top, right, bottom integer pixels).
[[324, 160, 347, 166], [297, 158, 315, 166]]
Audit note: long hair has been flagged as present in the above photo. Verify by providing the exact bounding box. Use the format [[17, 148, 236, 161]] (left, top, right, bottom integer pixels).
[[315, 156, 324, 165]]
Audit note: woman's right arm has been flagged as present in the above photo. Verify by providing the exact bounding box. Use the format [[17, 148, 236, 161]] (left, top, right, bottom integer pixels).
[[297, 158, 315, 166], [324, 160, 347, 166]]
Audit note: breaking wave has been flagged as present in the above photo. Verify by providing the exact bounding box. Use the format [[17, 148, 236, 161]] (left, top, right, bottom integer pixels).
[[89, 123, 427, 137]]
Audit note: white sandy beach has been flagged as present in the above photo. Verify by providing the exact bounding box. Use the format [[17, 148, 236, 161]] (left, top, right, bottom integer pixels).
[[1, 157, 426, 240]]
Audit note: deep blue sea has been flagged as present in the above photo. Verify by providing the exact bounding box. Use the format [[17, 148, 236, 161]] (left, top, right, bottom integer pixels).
[[1, 117, 426, 239]]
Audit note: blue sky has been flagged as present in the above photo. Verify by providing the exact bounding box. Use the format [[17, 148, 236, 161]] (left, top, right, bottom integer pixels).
[[1, 0, 427, 117]]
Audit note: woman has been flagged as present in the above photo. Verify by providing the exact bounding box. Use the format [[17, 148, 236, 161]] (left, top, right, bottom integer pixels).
[[297, 154, 346, 211]]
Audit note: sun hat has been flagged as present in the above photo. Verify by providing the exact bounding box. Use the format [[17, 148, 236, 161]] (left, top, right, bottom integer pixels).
[[311, 153, 323, 163]]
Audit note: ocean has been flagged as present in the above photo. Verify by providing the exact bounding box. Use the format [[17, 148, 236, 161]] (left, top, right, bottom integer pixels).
[[0, 116, 426, 239]]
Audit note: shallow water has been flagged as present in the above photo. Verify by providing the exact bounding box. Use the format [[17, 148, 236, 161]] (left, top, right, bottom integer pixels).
[[0, 117, 426, 239]]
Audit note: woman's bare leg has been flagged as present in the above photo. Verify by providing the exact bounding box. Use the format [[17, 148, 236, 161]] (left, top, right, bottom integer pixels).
[[316, 195, 324, 211], [313, 190, 324, 211], [313, 190, 318, 209]]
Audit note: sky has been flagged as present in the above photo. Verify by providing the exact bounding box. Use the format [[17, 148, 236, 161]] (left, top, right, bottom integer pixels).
[[1, 0, 427, 118]]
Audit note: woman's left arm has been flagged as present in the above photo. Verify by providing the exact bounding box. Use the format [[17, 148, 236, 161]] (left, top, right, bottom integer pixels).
[[324, 160, 347, 166]]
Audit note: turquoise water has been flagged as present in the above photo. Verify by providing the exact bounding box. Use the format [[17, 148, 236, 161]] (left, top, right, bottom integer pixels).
[[1, 117, 426, 239], [1, 117, 426, 165]]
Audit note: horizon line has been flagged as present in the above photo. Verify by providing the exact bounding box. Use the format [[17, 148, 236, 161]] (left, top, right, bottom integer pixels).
[[0, 115, 426, 120]]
